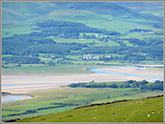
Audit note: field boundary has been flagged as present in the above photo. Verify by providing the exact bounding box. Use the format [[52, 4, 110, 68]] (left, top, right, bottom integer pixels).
[[73, 94, 164, 109], [5, 94, 163, 122]]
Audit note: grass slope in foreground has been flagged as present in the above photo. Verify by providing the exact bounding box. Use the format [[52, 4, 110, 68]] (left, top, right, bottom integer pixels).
[[17, 96, 163, 122]]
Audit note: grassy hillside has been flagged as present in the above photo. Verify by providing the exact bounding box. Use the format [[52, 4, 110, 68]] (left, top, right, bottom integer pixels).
[[116, 2, 164, 17], [2, 1, 163, 37], [2, 2, 58, 19], [2, 85, 163, 122], [2, 2, 163, 25], [16, 95, 163, 122], [2, 8, 27, 24]]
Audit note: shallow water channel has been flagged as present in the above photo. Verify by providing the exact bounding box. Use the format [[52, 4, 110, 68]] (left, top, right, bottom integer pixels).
[[1, 95, 32, 103], [1, 66, 163, 103], [88, 66, 163, 82]]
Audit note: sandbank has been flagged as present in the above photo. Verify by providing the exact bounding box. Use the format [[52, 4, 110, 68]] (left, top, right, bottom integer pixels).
[[1, 67, 163, 94], [99, 67, 163, 77]]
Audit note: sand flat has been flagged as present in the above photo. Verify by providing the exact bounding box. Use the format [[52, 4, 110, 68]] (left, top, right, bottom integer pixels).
[[2, 84, 66, 93], [99, 67, 163, 77], [1, 67, 163, 93]]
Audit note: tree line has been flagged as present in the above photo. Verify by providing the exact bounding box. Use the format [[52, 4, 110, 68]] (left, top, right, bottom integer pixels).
[[34, 20, 120, 39], [2, 56, 41, 64], [68, 80, 163, 91]]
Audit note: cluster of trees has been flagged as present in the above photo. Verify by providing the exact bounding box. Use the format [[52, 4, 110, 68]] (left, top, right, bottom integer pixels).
[[50, 103, 79, 106], [2, 37, 32, 56], [146, 38, 163, 47], [140, 80, 163, 91], [129, 28, 152, 33], [153, 23, 163, 29], [3, 109, 37, 118], [2, 56, 41, 64], [36, 20, 87, 28], [35, 20, 120, 39], [2, 109, 19, 112], [1, 92, 11, 95], [78, 45, 163, 61], [68, 82, 119, 88], [68, 80, 163, 91], [128, 38, 146, 46], [2, 36, 88, 57]]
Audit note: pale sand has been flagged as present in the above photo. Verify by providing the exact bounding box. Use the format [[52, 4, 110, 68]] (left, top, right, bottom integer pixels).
[[1, 68, 163, 94], [99, 67, 163, 77]]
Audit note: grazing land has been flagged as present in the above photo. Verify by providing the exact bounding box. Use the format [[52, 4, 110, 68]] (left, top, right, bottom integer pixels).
[[2, 86, 163, 122], [16, 95, 163, 122]]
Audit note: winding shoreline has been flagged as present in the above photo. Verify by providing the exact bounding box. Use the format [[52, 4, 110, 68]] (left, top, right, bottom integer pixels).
[[1, 95, 33, 103], [1, 66, 163, 103]]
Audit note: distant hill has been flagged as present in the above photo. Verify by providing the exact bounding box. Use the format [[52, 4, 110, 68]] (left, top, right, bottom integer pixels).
[[2, 2, 58, 18], [35, 9, 108, 22], [2, 2, 163, 25], [116, 2, 163, 14], [16, 95, 163, 122], [2, 8, 27, 24]]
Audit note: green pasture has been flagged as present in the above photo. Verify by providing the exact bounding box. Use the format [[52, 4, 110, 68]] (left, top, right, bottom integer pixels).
[[2, 25, 31, 37], [84, 20, 130, 33], [93, 42, 120, 47], [139, 61, 163, 65], [92, 91, 163, 104], [38, 57, 52, 63], [2, 21, 36, 37], [43, 36, 101, 44], [95, 15, 135, 33], [1, 65, 112, 76], [65, 55, 79, 60], [146, 68, 164, 72], [123, 41, 134, 46], [119, 31, 163, 41], [17, 95, 163, 122], [2, 86, 163, 122], [2, 54, 13, 57]]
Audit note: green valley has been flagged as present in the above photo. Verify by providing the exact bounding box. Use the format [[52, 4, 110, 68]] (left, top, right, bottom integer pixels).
[[1, 1, 164, 123]]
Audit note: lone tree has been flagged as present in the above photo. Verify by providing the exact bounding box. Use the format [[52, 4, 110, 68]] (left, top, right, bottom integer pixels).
[[140, 80, 148, 85]]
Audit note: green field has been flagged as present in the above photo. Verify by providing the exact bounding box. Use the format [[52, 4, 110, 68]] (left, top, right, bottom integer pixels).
[[146, 68, 164, 72], [16, 95, 163, 122], [2, 65, 113, 76], [2, 85, 163, 122]]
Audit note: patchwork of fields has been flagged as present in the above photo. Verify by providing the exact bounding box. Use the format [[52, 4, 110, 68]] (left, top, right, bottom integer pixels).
[[1, 1, 164, 122]]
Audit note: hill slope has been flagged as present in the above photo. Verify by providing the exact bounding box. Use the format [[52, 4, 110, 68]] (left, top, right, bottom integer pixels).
[[2, 8, 27, 24], [2, 1, 163, 25], [16, 95, 163, 122]]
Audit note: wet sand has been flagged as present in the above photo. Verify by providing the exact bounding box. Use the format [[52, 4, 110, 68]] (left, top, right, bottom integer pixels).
[[99, 67, 163, 77], [1, 67, 163, 94]]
